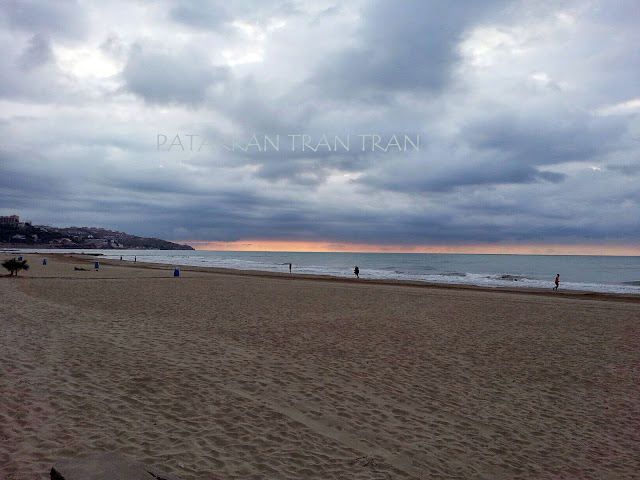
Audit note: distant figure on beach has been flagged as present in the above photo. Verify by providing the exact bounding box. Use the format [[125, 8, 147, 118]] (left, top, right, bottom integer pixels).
[[354, 265, 359, 278], [289, 263, 292, 273], [554, 274, 560, 290], [120, 256, 122, 261], [134, 256, 137, 262]]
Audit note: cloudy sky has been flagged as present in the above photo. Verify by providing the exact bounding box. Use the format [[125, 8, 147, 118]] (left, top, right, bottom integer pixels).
[[1, 0, 639, 253]]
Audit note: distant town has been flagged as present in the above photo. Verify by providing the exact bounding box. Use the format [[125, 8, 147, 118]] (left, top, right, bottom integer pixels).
[[0, 215, 193, 250]]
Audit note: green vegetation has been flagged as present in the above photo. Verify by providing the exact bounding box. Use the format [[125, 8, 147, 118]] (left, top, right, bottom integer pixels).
[[2, 258, 29, 276]]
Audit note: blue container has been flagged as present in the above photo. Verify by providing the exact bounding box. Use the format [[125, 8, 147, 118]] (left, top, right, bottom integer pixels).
[[94, 261, 99, 269], [42, 259, 47, 265], [18, 256, 23, 261], [173, 268, 180, 277]]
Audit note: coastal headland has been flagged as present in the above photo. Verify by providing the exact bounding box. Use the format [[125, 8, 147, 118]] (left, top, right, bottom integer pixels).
[[1, 253, 639, 479]]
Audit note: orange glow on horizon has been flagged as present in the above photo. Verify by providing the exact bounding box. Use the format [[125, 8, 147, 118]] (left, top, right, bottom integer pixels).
[[181, 240, 640, 256]]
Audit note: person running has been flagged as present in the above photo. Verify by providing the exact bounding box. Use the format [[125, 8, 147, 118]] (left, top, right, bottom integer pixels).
[[554, 274, 560, 290], [354, 265, 359, 278]]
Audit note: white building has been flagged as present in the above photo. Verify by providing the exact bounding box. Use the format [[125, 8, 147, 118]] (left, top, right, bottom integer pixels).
[[0, 215, 19, 225]]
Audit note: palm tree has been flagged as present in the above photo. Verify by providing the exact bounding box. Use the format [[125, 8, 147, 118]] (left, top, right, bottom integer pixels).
[[2, 258, 29, 276]]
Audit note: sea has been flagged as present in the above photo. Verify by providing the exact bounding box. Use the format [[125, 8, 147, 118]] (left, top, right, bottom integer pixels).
[[11, 249, 640, 295]]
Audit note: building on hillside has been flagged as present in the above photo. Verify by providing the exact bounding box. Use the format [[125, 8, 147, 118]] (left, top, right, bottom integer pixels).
[[0, 215, 19, 225]]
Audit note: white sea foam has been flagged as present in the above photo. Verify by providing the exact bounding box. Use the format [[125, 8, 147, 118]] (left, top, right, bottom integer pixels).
[[16, 249, 640, 295]]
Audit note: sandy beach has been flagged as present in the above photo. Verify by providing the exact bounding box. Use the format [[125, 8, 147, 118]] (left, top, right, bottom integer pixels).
[[1, 253, 639, 479]]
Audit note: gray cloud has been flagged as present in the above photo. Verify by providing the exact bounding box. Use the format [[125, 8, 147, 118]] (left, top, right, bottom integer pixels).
[[170, 0, 231, 30], [0, 0, 87, 39], [0, 30, 67, 100], [123, 45, 229, 104], [312, 0, 510, 97], [462, 112, 624, 165], [0, 0, 639, 249], [18, 33, 52, 70]]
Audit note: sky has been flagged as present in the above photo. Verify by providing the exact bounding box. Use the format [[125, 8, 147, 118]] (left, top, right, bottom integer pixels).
[[1, 0, 639, 254]]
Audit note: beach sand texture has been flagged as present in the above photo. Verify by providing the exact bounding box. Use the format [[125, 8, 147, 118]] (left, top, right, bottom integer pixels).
[[1, 254, 639, 479]]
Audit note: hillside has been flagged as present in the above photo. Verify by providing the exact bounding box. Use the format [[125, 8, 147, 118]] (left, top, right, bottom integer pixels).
[[0, 223, 194, 250]]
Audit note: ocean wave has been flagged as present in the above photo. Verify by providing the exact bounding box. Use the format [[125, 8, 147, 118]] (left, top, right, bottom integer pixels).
[[499, 274, 524, 281], [15, 248, 640, 295]]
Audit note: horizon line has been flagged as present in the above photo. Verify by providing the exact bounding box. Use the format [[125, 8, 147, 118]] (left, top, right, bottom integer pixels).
[[180, 240, 640, 256]]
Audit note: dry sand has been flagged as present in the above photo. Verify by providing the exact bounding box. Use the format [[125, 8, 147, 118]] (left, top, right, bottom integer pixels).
[[1, 253, 639, 479]]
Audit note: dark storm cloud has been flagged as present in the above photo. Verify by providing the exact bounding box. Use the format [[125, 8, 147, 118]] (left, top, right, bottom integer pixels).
[[228, 148, 371, 186], [1, 0, 639, 248], [358, 161, 566, 194], [0, 30, 66, 100], [154, 199, 640, 245], [170, 0, 231, 30], [18, 33, 52, 70], [463, 112, 625, 165], [356, 102, 627, 193], [608, 163, 640, 175], [0, 150, 70, 210], [123, 45, 229, 104], [169, 0, 303, 30], [63, 180, 316, 241], [0, 0, 87, 38], [312, 0, 510, 96]]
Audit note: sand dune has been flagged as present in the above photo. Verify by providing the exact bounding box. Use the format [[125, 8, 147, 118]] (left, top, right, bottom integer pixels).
[[1, 253, 639, 479]]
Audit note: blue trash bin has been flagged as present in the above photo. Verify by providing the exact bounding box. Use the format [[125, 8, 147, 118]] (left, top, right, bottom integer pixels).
[[18, 256, 23, 261], [42, 259, 47, 265], [174, 268, 180, 277], [95, 261, 99, 269]]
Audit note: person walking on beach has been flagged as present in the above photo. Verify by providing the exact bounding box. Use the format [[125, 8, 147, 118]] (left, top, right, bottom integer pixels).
[[289, 263, 292, 273], [554, 273, 560, 290], [354, 265, 359, 278]]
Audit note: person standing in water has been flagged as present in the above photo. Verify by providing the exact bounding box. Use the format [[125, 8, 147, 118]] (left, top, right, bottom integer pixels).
[[354, 265, 359, 278], [554, 274, 560, 290]]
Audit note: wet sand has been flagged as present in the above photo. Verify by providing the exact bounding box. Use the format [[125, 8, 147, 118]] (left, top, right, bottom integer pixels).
[[1, 253, 639, 479]]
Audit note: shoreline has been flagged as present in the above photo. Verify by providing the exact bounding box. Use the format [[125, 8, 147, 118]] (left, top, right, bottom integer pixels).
[[5, 251, 640, 304], [5, 247, 640, 296]]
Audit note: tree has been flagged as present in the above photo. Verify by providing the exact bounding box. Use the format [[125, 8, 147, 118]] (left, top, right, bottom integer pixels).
[[2, 258, 29, 276]]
